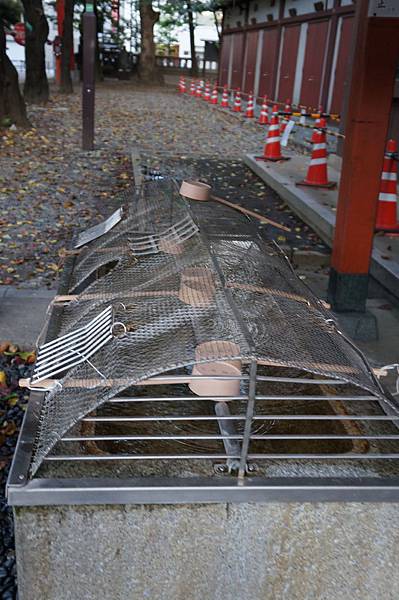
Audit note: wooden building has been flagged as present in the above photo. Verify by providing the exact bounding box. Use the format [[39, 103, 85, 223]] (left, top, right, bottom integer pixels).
[[218, 0, 398, 135]]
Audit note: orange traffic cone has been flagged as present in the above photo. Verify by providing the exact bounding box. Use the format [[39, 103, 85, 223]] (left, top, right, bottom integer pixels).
[[196, 81, 203, 98], [204, 81, 211, 102], [178, 77, 183, 93], [376, 139, 399, 231], [245, 92, 254, 118], [221, 86, 229, 108], [190, 80, 196, 96], [259, 96, 269, 124], [297, 118, 336, 188], [255, 105, 290, 162], [210, 85, 218, 105], [181, 78, 186, 94], [233, 89, 242, 112]]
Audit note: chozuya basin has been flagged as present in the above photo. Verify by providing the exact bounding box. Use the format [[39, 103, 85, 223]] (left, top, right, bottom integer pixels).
[[189, 340, 242, 398], [179, 180, 212, 201]]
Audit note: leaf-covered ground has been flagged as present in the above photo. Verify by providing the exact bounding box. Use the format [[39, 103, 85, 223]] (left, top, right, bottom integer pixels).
[[0, 80, 327, 289]]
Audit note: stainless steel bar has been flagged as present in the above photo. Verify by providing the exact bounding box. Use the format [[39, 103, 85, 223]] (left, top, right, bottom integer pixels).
[[247, 454, 399, 459], [7, 392, 44, 486], [82, 414, 399, 423], [109, 396, 244, 403], [9, 477, 399, 507], [238, 360, 257, 480], [255, 396, 377, 401], [250, 434, 399, 440], [108, 395, 378, 403], [251, 415, 399, 421], [44, 454, 239, 461], [82, 415, 246, 422], [62, 434, 244, 441], [43, 453, 399, 462], [255, 376, 347, 385], [61, 433, 399, 442], [140, 374, 248, 382]]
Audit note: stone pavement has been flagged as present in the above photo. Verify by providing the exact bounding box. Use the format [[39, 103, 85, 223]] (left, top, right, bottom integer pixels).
[[0, 287, 55, 349]]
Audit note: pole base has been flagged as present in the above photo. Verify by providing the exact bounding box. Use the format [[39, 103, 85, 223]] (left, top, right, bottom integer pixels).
[[296, 180, 337, 189], [375, 225, 399, 233], [332, 310, 378, 342], [327, 268, 369, 313], [255, 156, 290, 162]]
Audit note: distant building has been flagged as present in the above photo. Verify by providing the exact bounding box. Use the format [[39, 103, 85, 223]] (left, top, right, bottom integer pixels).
[[177, 12, 219, 60], [219, 0, 398, 136]]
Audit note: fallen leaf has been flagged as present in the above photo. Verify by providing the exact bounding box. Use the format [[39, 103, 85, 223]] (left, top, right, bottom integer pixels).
[[0, 341, 10, 352]]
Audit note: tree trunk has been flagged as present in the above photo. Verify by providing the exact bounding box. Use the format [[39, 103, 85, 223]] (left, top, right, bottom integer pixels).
[[212, 9, 221, 42], [138, 0, 163, 83], [22, 0, 49, 103], [187, 1, 198, 77], [60, 0, 74, 93], [0, 20, 30, 127]]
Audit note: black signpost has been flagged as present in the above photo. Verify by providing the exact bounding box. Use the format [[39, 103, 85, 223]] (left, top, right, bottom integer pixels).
[[82, 3, 96, 150]]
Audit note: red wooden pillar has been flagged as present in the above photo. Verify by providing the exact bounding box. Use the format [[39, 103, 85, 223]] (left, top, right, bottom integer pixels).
[[56, 0, 65, 84], [328, 0, 399, 312]]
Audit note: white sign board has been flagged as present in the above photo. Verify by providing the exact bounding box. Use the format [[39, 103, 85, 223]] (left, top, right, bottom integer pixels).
[[368, 0, 399, 17], [281, 120, 295, 147]]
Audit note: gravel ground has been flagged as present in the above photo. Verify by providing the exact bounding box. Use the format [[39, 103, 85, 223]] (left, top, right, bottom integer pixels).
[[0, 80, 327, 289], [0, 346, 33, 599]]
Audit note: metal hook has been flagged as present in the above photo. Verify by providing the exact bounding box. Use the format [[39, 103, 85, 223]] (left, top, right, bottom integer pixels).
[[111, 321, 127, 337]]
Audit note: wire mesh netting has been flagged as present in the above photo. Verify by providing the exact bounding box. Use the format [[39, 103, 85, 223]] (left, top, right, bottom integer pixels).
[[28, 165, 390, 476]]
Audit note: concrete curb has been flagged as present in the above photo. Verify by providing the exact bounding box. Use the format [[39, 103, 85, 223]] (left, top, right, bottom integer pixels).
[[244, 153, 399, 300], [0, 286, 55, 300]]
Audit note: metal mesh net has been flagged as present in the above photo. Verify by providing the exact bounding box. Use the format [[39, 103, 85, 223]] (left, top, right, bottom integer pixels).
[[29, 170, 386, 475]]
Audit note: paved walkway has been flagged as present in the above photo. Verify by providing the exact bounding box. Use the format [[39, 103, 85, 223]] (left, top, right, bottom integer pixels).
[[245, 151, 399, 298]]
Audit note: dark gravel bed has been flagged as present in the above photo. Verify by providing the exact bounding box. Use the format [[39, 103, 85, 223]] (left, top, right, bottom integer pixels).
[[0, 347, 33, 599]]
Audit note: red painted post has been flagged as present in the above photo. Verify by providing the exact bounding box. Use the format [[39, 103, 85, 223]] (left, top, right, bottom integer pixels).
[[328, 0, 399, 312], [55, 0, 65, 84]]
